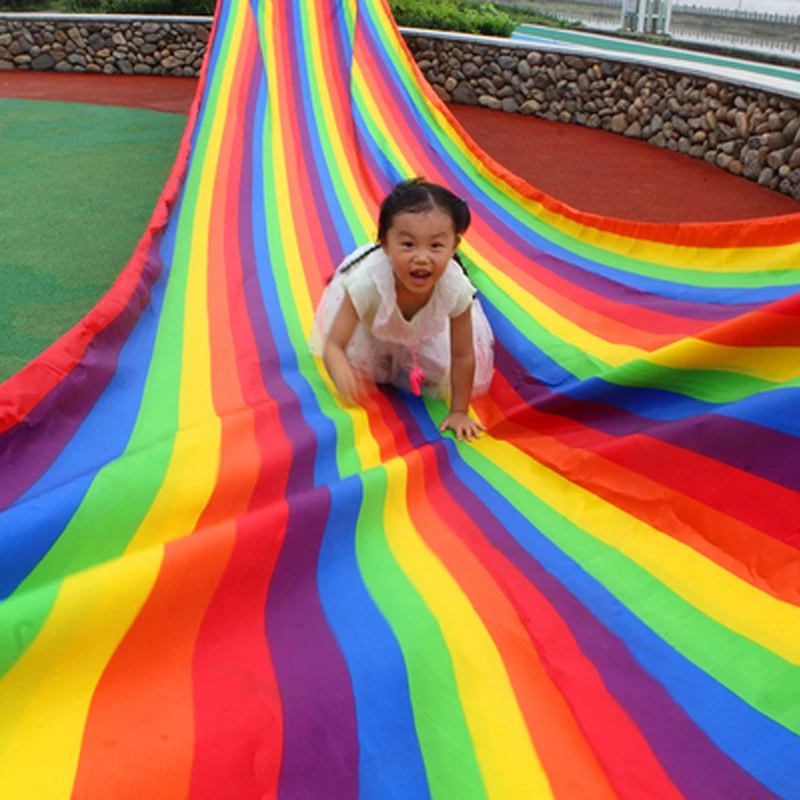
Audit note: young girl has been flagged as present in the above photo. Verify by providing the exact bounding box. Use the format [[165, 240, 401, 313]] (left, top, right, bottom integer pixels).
[[310, 179, 494, 441]]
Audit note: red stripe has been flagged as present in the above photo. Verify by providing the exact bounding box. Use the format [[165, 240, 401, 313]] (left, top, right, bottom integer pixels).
[[697, 296, 800, 347], [188, 20, 286, 797]]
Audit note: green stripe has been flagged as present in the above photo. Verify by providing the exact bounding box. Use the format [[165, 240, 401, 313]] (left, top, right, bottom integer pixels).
[[356, 467, 488, 800], [605, 359, 785, 402], [468, 262, 613, 380]]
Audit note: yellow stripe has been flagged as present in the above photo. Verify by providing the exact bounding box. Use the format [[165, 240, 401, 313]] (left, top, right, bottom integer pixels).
[[0, 548, 162, 799], [473, 434, 800, 666], [311, 354, 384, 473], [304, 0, 375, 251], [644, 340, 800, 383], [267, 0, 382, 473], [536, 205, 800, 274], [382, 457, 554, 800], [126, 0, 250, 554]]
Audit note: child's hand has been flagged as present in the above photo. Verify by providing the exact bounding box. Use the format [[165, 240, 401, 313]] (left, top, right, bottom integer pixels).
[[330, 361, 364, 405], [439, 411, 485, 442], [323, 295, 364, 406]]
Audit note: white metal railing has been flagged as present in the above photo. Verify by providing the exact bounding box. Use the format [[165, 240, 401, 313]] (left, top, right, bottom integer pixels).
[[537, 2, 800, 57], [671, 26, 800, 56], [672, 5, 800, 26]]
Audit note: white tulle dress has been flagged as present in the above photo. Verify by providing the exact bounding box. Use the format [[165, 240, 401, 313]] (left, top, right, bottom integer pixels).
[[309, 244, 494, 399]]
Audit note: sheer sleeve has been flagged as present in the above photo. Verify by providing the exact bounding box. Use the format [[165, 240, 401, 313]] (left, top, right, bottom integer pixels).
[[446, 263, 478, 318], [343, 260, 382, 328]]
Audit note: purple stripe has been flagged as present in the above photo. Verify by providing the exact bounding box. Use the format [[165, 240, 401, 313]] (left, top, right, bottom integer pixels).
[[496, 345, 800, 497], [658, 414, 800, 494], [384, 392, 777, 799], [238, 65, 358, 798], [0, 248, 162, 511], [267, 489, 359, 799]]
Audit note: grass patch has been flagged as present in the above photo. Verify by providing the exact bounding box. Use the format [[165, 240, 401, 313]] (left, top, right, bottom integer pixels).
[[492, 1, 582, 28], [391, 0, 515, 37], [508, 0, 619, 24], [0, 100, 185, 382]]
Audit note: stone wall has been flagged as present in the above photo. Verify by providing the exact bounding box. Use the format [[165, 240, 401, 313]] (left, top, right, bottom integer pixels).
[[2, 14, 799, 199], [0, 15, 210, 76], [405, 35, 800, 200]]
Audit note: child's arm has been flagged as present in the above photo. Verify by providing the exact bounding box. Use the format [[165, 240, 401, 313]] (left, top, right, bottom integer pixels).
[[440, 307, 486, 442], [323, 292, 363, 403]]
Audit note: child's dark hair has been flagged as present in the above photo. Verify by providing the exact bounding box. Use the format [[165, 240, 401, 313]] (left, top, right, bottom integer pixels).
[[377, 178, 471, 242], [333, 179, 471, 280]]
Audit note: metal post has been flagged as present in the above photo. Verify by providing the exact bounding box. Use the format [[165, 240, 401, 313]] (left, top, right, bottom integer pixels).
[[622, 0, 637, 31], [637, 0, 646, 33], [664, 0, 673, 35]]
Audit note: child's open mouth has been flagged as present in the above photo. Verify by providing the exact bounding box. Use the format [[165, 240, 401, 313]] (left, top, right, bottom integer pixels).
[[409, 269, 431, 285]]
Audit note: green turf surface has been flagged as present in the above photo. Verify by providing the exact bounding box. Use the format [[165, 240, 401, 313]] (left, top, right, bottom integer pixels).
[[0, 99, 186, 383]]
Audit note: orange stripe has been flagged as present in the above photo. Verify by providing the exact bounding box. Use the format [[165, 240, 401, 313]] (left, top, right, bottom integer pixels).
[[71, 530, 234, 799]]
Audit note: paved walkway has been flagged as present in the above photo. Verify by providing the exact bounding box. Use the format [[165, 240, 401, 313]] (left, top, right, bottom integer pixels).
[[512, 24, 800, 99], [2, 70, 800, 223]]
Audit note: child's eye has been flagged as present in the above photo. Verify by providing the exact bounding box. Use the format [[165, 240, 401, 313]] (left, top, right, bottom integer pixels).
[[401, 241, 413, 248]]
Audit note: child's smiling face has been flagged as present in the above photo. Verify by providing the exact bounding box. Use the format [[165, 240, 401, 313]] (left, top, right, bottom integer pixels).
[[382, 208, 459, 303]]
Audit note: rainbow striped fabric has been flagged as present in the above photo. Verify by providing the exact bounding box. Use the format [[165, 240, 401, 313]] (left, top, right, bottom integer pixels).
[[1, 0, 800, 796]]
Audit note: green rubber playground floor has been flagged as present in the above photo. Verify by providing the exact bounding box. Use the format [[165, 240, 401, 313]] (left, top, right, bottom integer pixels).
[[0, 99, 186, 383]]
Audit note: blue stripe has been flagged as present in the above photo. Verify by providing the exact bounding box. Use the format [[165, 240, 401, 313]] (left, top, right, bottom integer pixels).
[[718, 387, 800, 438], [318, 477, 431, 800], [249, 73, 342, 490]]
